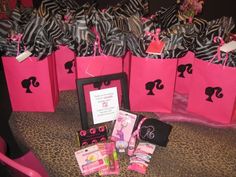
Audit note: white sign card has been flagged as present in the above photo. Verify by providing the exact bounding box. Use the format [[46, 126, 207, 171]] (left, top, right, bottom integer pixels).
[[16, 50, 32, 62], [89, 87, 119, 124], [220, 41, 236, 53]]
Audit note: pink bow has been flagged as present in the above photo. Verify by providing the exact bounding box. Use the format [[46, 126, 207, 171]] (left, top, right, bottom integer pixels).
[[145, 28, 161, 42]]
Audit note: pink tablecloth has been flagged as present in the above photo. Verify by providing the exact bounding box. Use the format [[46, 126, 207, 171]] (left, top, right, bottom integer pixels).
[[156, 92, 236, 128]]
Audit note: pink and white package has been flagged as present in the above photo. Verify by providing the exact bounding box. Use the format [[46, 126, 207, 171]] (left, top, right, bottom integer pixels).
[[111, 110, 137, 143], [74, 145, 107, 176], [128, 142, 156, 174]]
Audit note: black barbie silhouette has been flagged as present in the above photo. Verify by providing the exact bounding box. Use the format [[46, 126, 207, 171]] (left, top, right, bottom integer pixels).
[[21, 76, 40, 93], [205, 87, 223, 102], [145, 79, 164, 95], [64, 59, 75, 73], [177, 64, 192, 78]]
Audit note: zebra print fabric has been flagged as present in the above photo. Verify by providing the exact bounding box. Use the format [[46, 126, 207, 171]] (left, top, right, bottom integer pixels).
[[2, 0, 234, 63], [22, 14, 67, 59], [0, 38, 25, 56], [205, 16, 235, 43], [0, 20, 15, 38], [194, 38, 236, 67], [102, 27, 126, 57], [37, 0, 61, 21], [156, 3, 180, 31]]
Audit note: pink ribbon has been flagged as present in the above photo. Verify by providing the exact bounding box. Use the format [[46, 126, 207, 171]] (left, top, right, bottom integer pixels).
[[93, 28, 102, 55], [145, 28, 161, 43], [10, 33, 23, 56], [212, 36, 229, 66]]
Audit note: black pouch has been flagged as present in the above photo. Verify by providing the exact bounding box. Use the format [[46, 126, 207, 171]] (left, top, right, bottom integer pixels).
[[137, 117, 172, 147]]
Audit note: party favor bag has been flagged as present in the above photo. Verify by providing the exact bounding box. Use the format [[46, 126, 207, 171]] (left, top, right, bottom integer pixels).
[[76, 54, 124, 112], [2, 55, 59, 112], [175, 51, 195, 94], [76, 55, 123, 79], [129, 56, 177, 112], [55, 46, 76, 91], [187, 58, 236, 124]]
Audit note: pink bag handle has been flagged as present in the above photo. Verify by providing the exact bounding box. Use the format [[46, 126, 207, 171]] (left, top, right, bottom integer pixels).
[[145, 28, 161, 42], [10, 33, 23, 56], [128, 117, 148, 156], [93, 27, 103, 56], [10, 33, 33, 61]]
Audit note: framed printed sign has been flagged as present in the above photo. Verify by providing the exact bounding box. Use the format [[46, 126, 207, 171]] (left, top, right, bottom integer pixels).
[[77, 72, 130, 129]]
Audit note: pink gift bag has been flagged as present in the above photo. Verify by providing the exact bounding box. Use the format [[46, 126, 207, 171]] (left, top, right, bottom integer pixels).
[[55, 46, 76, 91], [175, 51, 194, 94], [76, 55, 123, 112], [76, 55, 123, 79], [187, 58, 236, 124], [2, 55, 59, 112], [129, 56, 177, 112]]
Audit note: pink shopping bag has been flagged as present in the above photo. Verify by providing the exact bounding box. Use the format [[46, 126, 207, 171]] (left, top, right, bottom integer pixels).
[[129, 56, 177, 113], [2, 55, 59, 112], [76, 55, 124, 112], [76, 55, 123, 79], [55, 46, 76, 91], [175, 51, 194, 94], [187, 58, 236, 124]]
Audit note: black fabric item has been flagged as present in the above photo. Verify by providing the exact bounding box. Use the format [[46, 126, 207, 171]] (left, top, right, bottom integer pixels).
[[139, 118, 172, 147]]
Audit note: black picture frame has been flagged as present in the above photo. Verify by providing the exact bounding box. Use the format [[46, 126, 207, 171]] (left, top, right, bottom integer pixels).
[[76, 72, 130, 130]]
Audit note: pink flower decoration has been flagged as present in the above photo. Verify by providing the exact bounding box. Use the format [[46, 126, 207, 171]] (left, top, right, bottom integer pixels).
[[92, 139, 98, 144], [82, 142, 88, 146], [90, 128, 96, 134], [99, 126, 105, 132], [100, 137, 106, 142], [80, 130, 87, 136], [180, 0, 204, 17]]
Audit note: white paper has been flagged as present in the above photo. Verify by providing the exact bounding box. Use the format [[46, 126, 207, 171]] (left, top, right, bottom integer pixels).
[[90, 87, 119, 124], [16, 50, 32, 62], [220, 41, 236, 53]]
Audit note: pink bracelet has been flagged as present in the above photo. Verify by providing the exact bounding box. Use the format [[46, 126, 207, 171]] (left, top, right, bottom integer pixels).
[[128, 117, 147, 156], [136, 117, 148, 140]]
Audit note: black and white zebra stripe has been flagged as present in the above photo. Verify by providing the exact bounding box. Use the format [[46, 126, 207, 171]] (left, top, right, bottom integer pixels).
[[156, 3, 180, 31], [37, 0, 61, 21]]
